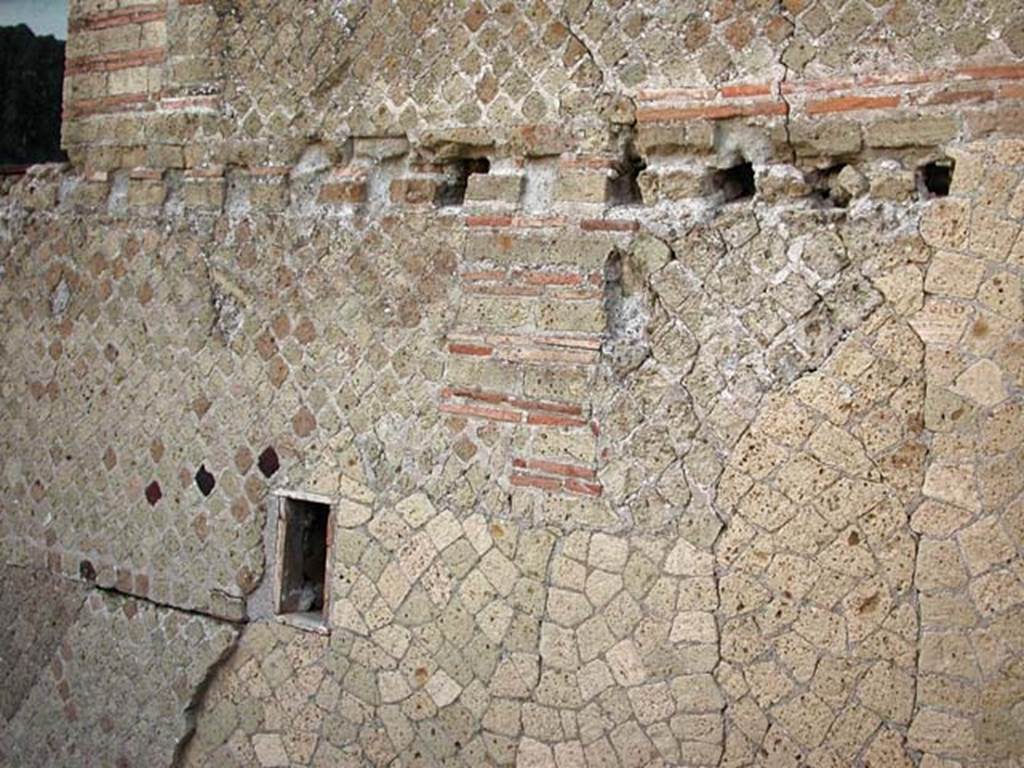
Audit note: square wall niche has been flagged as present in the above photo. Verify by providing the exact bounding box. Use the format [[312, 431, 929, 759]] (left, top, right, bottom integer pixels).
[[273, 491, 333, 634]]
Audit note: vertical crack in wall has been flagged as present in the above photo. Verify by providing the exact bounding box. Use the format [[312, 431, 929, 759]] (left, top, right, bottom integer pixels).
[[561, 2, 603, 91], [171, 626, 243, 768], [905, 306, 928, 766], [776, 0, 798, 165]]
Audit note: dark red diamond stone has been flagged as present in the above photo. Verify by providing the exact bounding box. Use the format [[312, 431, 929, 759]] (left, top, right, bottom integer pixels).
[[195, 465, 216, 496], [257, 447, 279, 478], [145, 481, 162, 505]]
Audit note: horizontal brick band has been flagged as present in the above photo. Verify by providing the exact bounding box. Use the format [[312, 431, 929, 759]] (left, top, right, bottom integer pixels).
[[957, 64, 1024, 81], [446, 342, 599, 365], [510, 471, 603, 497], [65, 47, 165, 75], [66, 90, 222, 119], [69, 5, 166, 32], [441, 387, 584, 417], [720, 83, 773, 98], [522, 271, 591, 286], [565, 477, 602, 496], [639, 63, 1024, 104], [448, 343, 494, 356], [637, 62, 1024, 125], [526, 412, 588, 427], [463, 283, 545, 298], [465, 214, 568, 229], [497, 397, 583, 417], [64, 92, 153, 118], [637, 100, 787, 123], [440, 402, 522, 423], [510, 472, 562, 491], [805, 94, 900, 115], [448, 330, 603, 352], [919, 89, 994, 106], [512, 457, 597, 479]]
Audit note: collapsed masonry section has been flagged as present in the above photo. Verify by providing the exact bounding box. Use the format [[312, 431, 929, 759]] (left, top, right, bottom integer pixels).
[[49, 69, 1024, 224], [54, 0, 1024, 213]]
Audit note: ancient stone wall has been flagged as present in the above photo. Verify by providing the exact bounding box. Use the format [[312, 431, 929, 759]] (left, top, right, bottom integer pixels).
[[1, 2, 1023, 767]]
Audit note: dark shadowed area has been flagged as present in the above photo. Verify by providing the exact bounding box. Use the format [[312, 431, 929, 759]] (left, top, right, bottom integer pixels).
[[0, 23, 66, 166]]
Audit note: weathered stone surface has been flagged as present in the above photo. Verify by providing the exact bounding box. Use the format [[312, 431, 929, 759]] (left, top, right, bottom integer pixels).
[[5, 2, 1024, 764], [0, 566, 87, 722], [1, 589, 237, 767]]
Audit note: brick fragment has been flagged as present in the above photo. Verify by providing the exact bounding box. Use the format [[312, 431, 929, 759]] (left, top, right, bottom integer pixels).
[[806, 95, 900, 114]]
